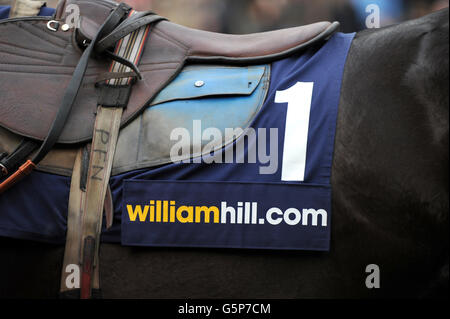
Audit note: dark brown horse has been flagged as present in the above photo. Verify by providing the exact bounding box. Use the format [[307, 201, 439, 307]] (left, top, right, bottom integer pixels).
[[0, 7, 448, 298]]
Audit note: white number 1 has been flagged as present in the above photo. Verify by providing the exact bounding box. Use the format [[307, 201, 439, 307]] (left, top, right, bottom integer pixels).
[[275, 82, 314, 182]]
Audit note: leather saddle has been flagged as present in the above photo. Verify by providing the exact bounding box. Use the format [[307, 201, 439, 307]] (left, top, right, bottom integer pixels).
[[0, 0, 340, 299], [0, 0, 338, 145]]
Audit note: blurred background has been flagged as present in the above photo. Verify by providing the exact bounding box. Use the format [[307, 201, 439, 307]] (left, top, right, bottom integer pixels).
[[4, 0, 450, 33]]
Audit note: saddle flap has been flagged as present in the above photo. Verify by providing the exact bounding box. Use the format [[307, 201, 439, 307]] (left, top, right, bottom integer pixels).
[[112, 64, 270, 174], [0, 64, 270, 177]]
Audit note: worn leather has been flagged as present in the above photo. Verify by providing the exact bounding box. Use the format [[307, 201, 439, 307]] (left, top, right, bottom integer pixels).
[[0, 0, 338, 145]]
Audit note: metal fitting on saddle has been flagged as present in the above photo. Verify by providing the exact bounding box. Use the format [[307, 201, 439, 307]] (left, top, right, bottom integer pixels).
[[47, 20, 60, 32]]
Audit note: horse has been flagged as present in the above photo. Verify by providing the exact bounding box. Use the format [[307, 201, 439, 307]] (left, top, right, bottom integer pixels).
[[0, 5, 448, 298]]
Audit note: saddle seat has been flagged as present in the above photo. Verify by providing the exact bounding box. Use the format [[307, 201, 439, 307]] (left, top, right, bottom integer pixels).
[[64, 0, 337, 61], [0, 0, 339, 146]]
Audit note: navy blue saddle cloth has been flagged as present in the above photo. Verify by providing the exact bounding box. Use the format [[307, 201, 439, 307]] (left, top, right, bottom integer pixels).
[[0, 6, 355, 251]]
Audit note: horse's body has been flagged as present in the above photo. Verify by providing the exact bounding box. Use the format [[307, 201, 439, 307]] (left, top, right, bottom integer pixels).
[[0, 8, 448, 298]]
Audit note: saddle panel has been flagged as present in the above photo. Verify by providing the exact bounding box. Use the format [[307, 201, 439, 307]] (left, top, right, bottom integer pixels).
[[0, 16, 187, 144], [0, 17, 97, 143]]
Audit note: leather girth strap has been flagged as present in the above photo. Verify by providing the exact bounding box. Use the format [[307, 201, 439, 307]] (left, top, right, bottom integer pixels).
[[59, 8, 153, 299], [60, 148, 101, 298]]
